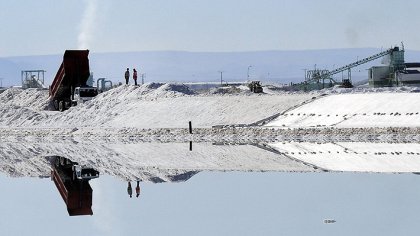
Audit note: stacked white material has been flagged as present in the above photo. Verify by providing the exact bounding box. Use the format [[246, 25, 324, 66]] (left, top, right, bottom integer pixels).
[[267, 93, 420, 128], [0, 84, 311, 128]]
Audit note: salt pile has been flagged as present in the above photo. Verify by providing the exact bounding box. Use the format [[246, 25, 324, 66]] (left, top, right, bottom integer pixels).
[[0, 84, 313, 128], [2, 84, 420, 130], [153, 83, 196, 96], [208, 85, 248, 95], [267, 92, 420, 128], [0, 88, 49, 110]]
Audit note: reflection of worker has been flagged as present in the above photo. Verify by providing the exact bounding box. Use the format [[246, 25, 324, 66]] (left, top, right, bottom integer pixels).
[[124, 68, 130, 85], [127, 182, 132, 198], [133, 69, 138, 86], [136, 181, 141, 198]]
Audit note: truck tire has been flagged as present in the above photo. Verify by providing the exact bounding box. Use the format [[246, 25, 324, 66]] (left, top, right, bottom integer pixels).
[[59, 101, 64, 112], [53, 100, 59, 110], [54, 157, 60, 168]]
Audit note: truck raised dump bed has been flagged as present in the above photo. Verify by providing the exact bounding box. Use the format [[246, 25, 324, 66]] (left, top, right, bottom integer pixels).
[[49, 50, 98, 111]]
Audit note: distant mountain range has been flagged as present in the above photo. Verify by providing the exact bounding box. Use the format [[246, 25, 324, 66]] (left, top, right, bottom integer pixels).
[[1, 48, 420, 87]]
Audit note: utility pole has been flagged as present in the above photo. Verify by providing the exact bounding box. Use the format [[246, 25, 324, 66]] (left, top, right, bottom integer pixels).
[[0, 78, 3, 88], [247, 65, 252, 80], [218, 71, 224, 85], [141, 73, 145, 85], [302, 69, 307, 81]]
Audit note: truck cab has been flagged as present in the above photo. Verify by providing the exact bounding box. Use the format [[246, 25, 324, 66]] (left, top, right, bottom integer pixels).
[[73, 86, 98, 105]]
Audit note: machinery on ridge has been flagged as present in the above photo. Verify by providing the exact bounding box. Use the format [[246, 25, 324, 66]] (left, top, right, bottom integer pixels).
[[248, 81, 264, 93]]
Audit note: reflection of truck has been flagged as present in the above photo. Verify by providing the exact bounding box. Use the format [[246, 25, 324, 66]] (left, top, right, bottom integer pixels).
[[49, 50, 98, 111], [248, 81, 263, 93], [50, 156, 99, 216]]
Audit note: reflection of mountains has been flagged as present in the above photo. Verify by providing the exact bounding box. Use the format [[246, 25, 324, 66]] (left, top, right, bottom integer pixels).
[[0, 142, 312, 182]]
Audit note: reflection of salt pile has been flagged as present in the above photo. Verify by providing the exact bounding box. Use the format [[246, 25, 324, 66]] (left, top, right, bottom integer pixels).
[[269, 141, 420, 172], [0, 142, 315, 181]]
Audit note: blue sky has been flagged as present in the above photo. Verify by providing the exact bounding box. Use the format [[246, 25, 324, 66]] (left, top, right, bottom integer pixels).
[[1, 0, 420, 56]]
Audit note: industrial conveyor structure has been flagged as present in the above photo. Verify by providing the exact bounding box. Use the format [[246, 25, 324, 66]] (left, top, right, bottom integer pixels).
[[301, 44, 405, 90]]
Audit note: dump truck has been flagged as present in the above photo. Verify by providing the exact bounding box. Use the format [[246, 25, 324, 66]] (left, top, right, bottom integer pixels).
[[50, 156, 99, 216], [248, 81, 263, 93], [49, 50, 98, 111]]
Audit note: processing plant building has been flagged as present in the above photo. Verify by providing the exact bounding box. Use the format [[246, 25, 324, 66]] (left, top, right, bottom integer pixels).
[[368, 47, 420, 87]]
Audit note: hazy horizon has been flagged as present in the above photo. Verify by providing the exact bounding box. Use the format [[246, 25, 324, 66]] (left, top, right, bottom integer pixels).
[[3, 47, 416, 87], [1, 1, 420, 57]]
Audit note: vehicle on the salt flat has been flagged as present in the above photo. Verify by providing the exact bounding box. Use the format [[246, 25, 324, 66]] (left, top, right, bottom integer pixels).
[[49, 50, 98, 111]]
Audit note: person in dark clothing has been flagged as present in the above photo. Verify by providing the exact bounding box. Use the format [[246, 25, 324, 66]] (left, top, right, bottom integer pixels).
[[127, 182, 132, 198], [136, 181, 140, 198], [124, 68, 130, 85], [133, 68, 138, 86]]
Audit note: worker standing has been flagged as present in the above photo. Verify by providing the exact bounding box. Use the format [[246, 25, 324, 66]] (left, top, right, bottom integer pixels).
[[127, 182, 132, 198], [124, 68, 130, 85], [136, 181, 141, 198], [133, 68, 138, 86]]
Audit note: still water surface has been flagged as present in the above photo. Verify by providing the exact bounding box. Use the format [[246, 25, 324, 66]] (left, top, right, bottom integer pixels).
[[1, 170, 420, 235]]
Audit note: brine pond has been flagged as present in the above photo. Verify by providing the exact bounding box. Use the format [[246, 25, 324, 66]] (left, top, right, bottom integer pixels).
[[1, 141, 420, 236]]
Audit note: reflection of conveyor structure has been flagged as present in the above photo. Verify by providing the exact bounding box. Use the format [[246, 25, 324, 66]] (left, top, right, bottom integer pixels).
[[50, 156, 99, 216]]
